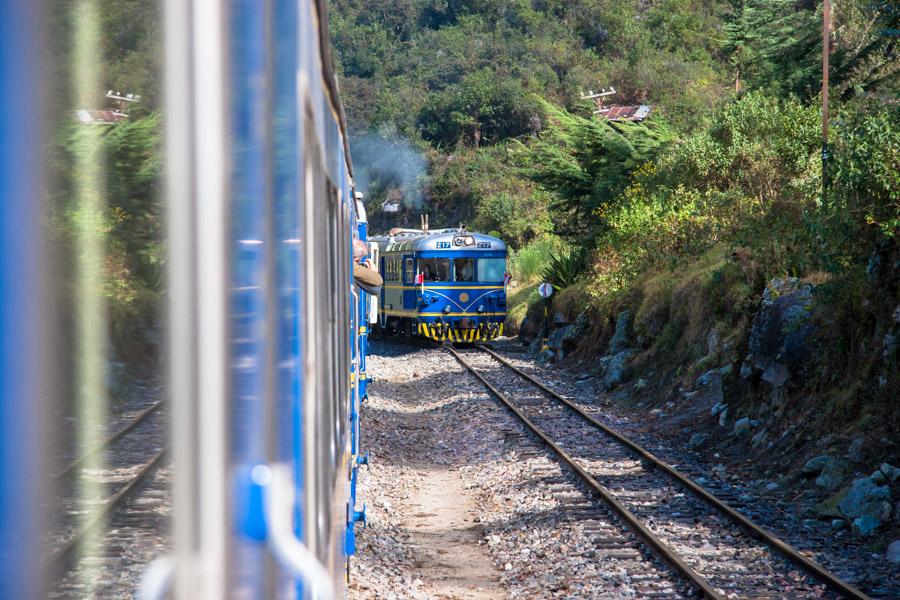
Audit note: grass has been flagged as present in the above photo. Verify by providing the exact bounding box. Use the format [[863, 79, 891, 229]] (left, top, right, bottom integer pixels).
[[508, 235, 565, 282]]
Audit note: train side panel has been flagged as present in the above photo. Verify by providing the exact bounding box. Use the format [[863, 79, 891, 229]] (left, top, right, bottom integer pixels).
[[166, 0, 363, 597]]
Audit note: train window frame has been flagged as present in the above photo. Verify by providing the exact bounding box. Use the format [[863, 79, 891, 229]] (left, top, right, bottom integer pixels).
[[453, 258, 476, 282], [477, 257, 507, 282], [419, 258, 450, 282], [404, 257, 414, 284]]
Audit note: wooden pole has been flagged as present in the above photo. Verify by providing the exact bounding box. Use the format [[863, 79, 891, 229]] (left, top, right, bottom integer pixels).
[[822, 0, 831, 196]]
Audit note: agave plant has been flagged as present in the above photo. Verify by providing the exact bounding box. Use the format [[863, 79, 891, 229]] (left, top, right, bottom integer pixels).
[[540, 248, 587, 290]]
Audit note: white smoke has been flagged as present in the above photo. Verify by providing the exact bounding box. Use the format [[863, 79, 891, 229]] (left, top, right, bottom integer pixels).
[[350, 130, 427, 209]]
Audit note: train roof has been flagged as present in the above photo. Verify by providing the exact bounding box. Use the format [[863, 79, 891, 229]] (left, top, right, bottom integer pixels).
[[369, 229, 507, 254]]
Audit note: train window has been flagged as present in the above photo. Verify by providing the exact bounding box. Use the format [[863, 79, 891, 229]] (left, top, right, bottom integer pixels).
[[404, 258, 414, 283], [478, 258, 507, 282], [419, 258, 450, 282], [454, 258, 476, 282]]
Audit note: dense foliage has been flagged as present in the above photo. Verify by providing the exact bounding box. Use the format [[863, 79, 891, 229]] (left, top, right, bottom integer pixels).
[[47, 0, 163, 375], [330, 0, 734, 234], [331, 0, 898, 288], [332, 1, 899, 423]]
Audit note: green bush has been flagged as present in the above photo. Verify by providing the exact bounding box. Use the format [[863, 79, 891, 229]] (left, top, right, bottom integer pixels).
[[821, 104, 900, 253], [509, 236, 565, 283]]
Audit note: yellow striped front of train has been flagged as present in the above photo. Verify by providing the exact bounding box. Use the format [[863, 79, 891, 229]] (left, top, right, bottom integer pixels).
[[417, 321, 505, 342]]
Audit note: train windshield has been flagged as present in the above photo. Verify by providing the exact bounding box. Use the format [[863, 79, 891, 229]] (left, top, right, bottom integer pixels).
[[419, 258, 450, 282], [454, 258, 476, 282], [478, 258, 506, 282]]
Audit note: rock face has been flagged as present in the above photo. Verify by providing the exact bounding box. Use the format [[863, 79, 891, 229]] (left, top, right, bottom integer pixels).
[[543, 311, 591, 362], [688, 432, 710, 449], [815, 458, 849, 490], [750, 429, 768, 447], [536, 348, 556, 364], [746, 278, 816, 387], [547, 326, 570, 359], [718, 407, 729, 427], [848, 436, 866, 463], [802, 455, 831, 476], [837, 477, 892, 536], [591, 310, 636, 390], [599, 350, 634, 390], [695, 369, 725, 411], [887, 540, 900, 566], [880, 463, 900, 482], [733, 417, 752, 436], [608, 309, 632, 354]]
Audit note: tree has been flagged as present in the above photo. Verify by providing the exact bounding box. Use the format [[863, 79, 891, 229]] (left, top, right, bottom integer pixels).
[[417, 69, 542, 147], [518, 99, 674, 244]]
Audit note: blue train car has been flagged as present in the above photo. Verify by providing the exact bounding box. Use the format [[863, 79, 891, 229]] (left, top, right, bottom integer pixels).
[[370, 228, 508, 342], [1, 0, 371, 598], [164, 0, 371, 596]]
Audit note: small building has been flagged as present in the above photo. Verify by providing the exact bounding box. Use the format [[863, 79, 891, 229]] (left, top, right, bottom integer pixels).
[[381, 199, 401, 213], [74, 109, 128, 125], [600, 105, 653, 122]]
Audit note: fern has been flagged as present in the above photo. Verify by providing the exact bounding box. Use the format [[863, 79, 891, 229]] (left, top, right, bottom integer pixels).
[[540, 249, 587, 290]]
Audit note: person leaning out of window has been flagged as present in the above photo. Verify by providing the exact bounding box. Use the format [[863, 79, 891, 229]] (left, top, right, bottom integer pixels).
[[352, 238, 383, 295]]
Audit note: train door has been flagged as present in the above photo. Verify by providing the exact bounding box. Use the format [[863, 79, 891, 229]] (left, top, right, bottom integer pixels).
[[403, 256, 417, 311], [369, 244, 380, 325]]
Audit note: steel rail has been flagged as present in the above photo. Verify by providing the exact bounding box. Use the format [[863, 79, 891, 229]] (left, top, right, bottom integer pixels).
[[447, 346, 725, 600], [52, 400, 166, 482], [477, 344, 871, 600], [48, 446, 170, 572]]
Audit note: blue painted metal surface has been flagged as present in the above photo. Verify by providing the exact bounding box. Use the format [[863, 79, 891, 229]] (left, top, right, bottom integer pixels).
[[271, 0, 304, 482], [229, 0, 270, 592], [0, 3, 42, 598]]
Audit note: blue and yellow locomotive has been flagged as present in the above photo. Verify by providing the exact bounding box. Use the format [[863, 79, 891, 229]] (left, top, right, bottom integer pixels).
[[370, 228, 508, 342]]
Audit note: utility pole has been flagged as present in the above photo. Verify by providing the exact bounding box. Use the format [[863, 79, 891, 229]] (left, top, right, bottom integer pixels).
[[821, 0, 831, 200], [580, 87, 616, 115]]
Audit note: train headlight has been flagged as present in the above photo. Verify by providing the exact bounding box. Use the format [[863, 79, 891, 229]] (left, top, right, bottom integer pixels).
[[453, 235, 476, 246], [442, 305, 451, 314], [477, 305, 485, 313]]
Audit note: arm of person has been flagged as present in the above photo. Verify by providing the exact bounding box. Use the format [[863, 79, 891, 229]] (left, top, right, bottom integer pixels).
[[353, 262, 383, 296]]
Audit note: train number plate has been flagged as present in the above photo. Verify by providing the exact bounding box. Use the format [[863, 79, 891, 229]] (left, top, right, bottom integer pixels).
[[436, 241, 451, 248], [477, 242, 491, 248]]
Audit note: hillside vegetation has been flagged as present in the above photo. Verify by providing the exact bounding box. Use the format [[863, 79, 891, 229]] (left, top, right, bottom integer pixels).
[[330, 0, 900, 527], [46, 0, 163, 398]]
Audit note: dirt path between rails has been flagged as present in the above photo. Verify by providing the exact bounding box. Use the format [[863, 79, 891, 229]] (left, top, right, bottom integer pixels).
[[401, 465, 503, 600], [349, 342, 508, 600]]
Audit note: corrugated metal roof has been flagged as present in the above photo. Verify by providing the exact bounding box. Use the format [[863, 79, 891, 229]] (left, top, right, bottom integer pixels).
[[75, 109, 128, 125], [601, 105, 653, 121]]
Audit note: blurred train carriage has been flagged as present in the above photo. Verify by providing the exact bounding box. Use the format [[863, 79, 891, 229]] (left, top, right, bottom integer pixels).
[[370, 228, 508, 342], [1, 0, 372, 598]]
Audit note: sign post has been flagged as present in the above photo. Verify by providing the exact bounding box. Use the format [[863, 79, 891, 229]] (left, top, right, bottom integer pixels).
[[538, 283, 554, 351]]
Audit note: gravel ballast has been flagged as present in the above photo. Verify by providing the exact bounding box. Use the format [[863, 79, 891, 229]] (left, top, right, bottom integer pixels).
[[350, 340, 690, 599]]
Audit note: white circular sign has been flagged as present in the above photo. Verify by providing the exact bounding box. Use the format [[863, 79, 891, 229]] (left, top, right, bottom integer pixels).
[[538, 283, 554, 298]]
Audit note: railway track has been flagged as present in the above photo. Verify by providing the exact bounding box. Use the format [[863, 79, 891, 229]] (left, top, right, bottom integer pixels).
[[449, 345, 871, 600], [45, 399, 170, 590]]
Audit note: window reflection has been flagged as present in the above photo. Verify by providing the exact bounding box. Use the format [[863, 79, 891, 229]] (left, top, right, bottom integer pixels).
[[454, 258, 476, 282], [419, 258, 450, 282]]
